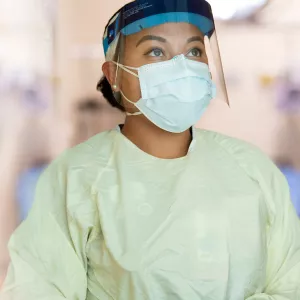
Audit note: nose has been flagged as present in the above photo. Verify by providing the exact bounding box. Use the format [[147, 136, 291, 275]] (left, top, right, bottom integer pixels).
[[172, 54, 184, 59]]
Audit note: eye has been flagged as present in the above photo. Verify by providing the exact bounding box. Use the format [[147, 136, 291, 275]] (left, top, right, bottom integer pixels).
[[147, 48, 164, 57], [186, 48, 202, 57]]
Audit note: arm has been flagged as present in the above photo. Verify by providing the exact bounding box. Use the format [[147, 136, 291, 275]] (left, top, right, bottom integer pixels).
[[203, 131, 300, 300], [246, 163, 300, 299], [0, 156, 88, 300]]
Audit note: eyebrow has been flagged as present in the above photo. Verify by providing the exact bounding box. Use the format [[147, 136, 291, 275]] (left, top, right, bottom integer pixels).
[[136, 35, 204, 47], [136, 35, 167, 47], [187, 36, 204, 44]]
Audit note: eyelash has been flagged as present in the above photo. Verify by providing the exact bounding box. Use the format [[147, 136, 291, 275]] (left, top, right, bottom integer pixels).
[[186, 48, 203, 57], [145, 48, 164, 57], [144, 47, 203, 57]]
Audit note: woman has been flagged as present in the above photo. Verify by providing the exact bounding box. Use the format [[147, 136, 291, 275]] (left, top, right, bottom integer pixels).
[[1, 0, 300, 299]]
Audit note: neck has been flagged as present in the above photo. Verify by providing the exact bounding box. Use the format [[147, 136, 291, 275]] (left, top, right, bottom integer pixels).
[[121, 116, 192, 159]]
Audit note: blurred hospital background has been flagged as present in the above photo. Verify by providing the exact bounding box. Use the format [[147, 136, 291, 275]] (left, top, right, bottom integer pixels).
[[0, 0, 300, 286]]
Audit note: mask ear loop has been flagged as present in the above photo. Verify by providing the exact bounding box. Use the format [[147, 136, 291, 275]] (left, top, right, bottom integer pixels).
[[113, 54, 142, 116], [111, 61, 139, 78]]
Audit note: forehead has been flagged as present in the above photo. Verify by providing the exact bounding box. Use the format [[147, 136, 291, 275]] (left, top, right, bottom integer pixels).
[[125, 22, 205, 43]]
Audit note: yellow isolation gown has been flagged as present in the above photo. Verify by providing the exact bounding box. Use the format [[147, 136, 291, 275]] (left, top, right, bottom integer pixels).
[[1, 128, 300, 300]]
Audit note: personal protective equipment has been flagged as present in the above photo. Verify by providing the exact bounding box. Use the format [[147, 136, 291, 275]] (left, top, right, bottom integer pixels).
[[113, 54, 216, 133], [103, 0, 229, 115], [2, 128, 300, 300]]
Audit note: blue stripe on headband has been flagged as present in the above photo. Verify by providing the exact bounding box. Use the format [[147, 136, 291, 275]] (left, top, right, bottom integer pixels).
[[103, 0, 214, 56]]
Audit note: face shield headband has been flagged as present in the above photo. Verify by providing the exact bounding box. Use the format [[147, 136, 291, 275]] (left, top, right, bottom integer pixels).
[[102, 0, 215, 61]]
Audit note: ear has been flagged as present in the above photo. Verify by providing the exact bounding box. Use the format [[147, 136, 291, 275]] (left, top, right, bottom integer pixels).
[[102, 62, 120, 92]]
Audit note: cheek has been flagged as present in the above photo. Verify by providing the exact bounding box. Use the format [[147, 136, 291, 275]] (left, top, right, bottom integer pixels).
[[120, 72, 141, 102]]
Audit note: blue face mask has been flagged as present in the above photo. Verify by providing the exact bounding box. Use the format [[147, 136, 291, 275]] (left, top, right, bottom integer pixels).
[[114, 54, 216, 133]]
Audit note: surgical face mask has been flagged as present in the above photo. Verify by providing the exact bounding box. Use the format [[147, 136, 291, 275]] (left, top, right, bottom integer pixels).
[[113, 54, 216, 133]]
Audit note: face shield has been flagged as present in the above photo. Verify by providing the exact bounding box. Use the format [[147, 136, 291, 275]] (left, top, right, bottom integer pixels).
[[102, 0, 229, 132]]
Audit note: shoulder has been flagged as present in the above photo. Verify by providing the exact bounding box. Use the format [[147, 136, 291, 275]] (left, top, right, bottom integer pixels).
[[63, 130, 116, 167], [196, 129, 290, 217], [196, 128, 262, 156], [37, 130, 117, 196], [45, 130, 115, 172], [196, 128, 279, 176], [195, 128, 288, 193]]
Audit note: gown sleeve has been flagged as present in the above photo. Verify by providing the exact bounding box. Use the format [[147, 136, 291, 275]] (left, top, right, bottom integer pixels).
[[239, 146, 300, 299], [0, 155, 88, 300]]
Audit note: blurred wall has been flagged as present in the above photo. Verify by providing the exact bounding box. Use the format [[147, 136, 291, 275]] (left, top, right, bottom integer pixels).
[[50, 0, 126, 153], [54, 0, 129, 111], [0, 0, 53, 73]]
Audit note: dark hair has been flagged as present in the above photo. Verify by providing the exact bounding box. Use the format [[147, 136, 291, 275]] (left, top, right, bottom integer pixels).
[[97, 35, 125, 112], [97, 76, 125, 111]]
